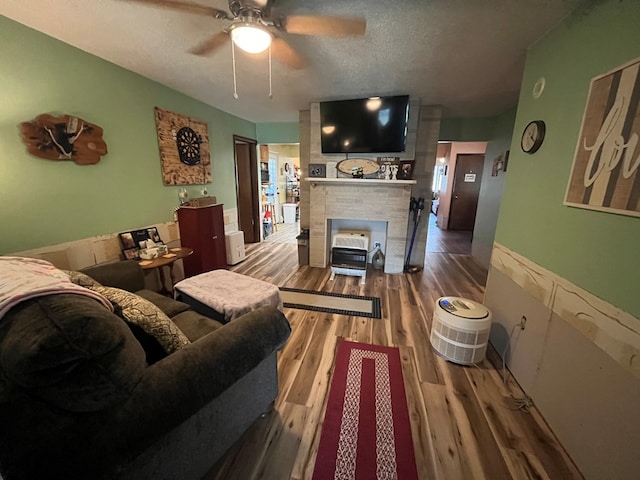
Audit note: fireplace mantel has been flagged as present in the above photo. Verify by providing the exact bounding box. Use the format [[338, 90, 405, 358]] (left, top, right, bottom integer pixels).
[[305, 178, 416, 187], [308, 179, 414, 274]]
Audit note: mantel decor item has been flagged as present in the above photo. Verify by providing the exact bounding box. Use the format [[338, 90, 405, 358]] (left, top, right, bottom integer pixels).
[[19, 113, 107, 165], [398, 160, 415, 180], [308, 163, 326, 178], [155, 107, 211, 185], [377, 156, 400, 180], [564, 57, 640, 218], [336, 158, 379, 178]]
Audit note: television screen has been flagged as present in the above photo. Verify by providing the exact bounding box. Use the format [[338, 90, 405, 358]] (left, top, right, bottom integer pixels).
[[320, 95, 409, 154]]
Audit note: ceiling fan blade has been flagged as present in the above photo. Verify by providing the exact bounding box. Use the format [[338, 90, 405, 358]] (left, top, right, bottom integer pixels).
[[189, 31, 230, 56], [284, 15, 366, 36], [271, 37, 307, 70], [125, 0, 229, 18]]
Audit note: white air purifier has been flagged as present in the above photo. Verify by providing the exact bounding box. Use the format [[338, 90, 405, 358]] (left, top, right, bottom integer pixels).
[[430, 296, 492, 365], [225, 231, 246, 265]]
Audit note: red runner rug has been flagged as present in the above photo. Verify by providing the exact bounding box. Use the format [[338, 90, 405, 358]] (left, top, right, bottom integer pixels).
[[312, 340, 418, 480]]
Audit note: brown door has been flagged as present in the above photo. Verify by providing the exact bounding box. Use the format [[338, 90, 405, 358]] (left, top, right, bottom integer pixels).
[[234, 136, 260, 243], [448, 153, 485, 231]]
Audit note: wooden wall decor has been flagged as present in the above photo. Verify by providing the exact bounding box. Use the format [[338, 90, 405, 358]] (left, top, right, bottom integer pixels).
[[564, 56, 640, 217], [19, 114, 107, 165], [154, 107, 211, 185]]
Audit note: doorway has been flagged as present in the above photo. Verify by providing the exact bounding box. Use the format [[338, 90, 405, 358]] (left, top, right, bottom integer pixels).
[[448, 153, 485, 231], [233, 135, 260, 243], [261, 143, 300, 244]]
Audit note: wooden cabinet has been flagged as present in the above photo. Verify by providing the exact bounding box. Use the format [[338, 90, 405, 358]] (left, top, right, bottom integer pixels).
[[177, 200, 227, 277]]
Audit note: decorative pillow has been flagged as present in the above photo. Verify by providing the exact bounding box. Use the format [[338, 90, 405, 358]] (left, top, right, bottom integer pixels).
[[63, 270, 102, 288], [91, 286, 190, 354]]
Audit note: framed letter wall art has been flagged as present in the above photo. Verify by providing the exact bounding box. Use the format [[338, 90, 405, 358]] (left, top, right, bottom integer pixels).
[[564, 57, 640, 217]]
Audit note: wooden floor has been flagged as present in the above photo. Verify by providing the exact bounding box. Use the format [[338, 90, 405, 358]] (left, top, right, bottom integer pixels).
[[426, 213, 472, 254], [264, 221, 299, 245], [204, 242, 582, 480]]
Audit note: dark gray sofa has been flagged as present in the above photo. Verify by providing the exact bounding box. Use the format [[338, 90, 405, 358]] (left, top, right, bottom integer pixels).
[[0, 260, 291, 480]]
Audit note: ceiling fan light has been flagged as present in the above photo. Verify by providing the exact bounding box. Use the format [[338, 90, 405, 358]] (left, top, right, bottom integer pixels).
[[230, 24, 272, 54], [366, 97, 382, 111]]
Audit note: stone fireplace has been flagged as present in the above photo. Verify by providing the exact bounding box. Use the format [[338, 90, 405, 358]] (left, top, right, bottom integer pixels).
[[308, 178, 416, 274], [299, 102, 441, 272]]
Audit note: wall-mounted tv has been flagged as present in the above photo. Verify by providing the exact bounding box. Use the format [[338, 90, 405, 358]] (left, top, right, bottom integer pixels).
[[320, 95, 409, 154]]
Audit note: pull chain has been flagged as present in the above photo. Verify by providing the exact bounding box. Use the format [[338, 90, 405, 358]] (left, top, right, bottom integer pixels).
[[268, 44, 273, 99], [231, 40, 272, 100], [231, 40, 238, 99]]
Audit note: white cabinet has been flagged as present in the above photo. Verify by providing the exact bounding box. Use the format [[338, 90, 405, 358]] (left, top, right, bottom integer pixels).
[[225, 231, 245, 265]]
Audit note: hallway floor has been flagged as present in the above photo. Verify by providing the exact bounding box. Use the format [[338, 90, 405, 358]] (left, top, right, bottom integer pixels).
[[264, 221, 298, 244], [426, 212, 472, 254]]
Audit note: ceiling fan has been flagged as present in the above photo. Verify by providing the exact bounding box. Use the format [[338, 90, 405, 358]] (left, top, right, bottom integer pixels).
[[124, 0, 366, 70]]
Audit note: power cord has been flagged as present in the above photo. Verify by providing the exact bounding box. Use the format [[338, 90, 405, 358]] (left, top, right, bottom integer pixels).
[[501, 317, 534, 412]]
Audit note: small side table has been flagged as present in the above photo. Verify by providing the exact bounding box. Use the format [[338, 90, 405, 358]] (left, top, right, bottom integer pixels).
[[138, 247, 193, 296]]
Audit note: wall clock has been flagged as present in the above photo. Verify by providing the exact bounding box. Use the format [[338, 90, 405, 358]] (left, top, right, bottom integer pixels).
[[336, 158, 380, 177], [521, 120, 546, 154]]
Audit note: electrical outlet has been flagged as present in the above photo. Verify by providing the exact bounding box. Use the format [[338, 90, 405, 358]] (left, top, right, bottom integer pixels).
[[374, 242, 381, 248], [519, 315, 527, 330]]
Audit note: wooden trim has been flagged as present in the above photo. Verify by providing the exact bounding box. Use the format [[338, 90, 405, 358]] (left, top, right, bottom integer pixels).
[[491, 242, 640, 378]]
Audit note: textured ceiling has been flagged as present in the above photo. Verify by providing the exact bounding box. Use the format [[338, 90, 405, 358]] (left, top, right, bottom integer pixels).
[[1, 0, 584, 123]]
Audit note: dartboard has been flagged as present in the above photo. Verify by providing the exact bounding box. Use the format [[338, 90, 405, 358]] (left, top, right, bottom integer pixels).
[[176, 126, 201, 166]]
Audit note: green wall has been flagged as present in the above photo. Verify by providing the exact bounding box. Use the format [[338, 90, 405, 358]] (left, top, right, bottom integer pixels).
[[256, 122, 299, 144], [439, 116, 495, 142], [472, 107, 517, 267], [495, 0, 640, 317], [0, 16, 256, 254]]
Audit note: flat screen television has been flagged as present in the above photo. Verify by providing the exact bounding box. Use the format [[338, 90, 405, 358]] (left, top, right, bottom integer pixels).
[[320, 95, 409, 154]]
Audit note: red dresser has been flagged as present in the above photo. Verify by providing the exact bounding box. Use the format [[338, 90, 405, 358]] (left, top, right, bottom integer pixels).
[[177, 199, 227, 277]]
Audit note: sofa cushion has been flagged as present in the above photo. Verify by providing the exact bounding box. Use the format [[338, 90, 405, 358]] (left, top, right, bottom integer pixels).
[[0, 294, 145, 412], [92, 286, 190, 354], [81, 260, 145, 293], [63, 269, 102, 288], [136, 289, 192, 318], [171, 310, 224, 342]]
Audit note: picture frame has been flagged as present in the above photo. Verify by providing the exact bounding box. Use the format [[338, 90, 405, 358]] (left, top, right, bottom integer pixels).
[[491, 150, 510, 176], [491, 154, 503, 177], [260, 162, 269, 183], [308, 163, 326, 178], [119, 227, 164, 260], [146, 227, 162, 244], [564, 57, 640, 217], [123, 247, 140, 260], [398, 160, 415, 180]]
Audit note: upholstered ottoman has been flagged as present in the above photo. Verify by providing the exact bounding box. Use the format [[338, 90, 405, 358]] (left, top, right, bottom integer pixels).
[[174, 270, 283, 323]]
